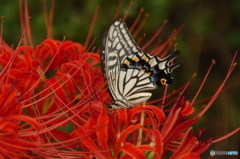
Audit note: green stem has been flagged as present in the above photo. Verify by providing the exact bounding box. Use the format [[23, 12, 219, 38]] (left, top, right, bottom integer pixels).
[[136, 102, 145, 146]]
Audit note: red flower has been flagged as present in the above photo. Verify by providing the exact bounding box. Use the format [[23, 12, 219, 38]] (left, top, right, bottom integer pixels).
[[35, 39, 86, 70], [0, 85, 40, 158]]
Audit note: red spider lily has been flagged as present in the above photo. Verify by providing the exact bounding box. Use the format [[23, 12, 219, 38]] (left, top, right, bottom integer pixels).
[[0, 1, 239, 158], [35, 39, 86, 70], [0, 85, 40, 158]]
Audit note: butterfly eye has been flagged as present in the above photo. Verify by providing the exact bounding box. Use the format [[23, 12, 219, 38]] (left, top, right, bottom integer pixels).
[[160, 78, 167, 85]]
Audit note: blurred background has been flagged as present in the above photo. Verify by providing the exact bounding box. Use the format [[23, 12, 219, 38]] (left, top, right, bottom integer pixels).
[[0, 0, 239, 158]]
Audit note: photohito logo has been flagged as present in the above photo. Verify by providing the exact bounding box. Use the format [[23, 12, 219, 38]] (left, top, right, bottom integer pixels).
[[210, 150, 238, 156], [210, 150, 216, 156]]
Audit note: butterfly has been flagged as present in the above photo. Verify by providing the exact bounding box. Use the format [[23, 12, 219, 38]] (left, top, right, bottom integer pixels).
[[101, 18, 183, 109]]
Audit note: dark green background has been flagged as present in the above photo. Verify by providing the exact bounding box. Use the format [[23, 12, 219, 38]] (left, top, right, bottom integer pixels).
[[1, 0, 239, 158]]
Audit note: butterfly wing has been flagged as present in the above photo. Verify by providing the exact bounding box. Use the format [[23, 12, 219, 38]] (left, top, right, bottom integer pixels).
[[101, 19, 182, 109], [101, 19, 144, 108]]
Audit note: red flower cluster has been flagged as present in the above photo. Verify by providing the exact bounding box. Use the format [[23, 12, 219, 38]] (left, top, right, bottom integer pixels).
[[0, 39, 107, 158], [0, 1, 239, 158], [0, 38, 238, 158]]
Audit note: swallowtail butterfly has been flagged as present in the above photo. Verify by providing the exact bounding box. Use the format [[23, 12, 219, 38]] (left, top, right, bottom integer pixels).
[[101, 19, 182, 109]]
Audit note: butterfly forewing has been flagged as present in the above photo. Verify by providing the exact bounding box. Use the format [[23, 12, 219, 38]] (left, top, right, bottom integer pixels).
[[101, 19, 145, 108], [101, 19, 182, 109]]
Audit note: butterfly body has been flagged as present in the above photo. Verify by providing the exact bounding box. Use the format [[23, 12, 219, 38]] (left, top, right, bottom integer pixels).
[[101, 19, 182, 109]]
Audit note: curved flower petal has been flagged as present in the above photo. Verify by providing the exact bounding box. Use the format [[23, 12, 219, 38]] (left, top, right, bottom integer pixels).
[[180, 100, 195, 116], [120, 142, 146, 159]]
